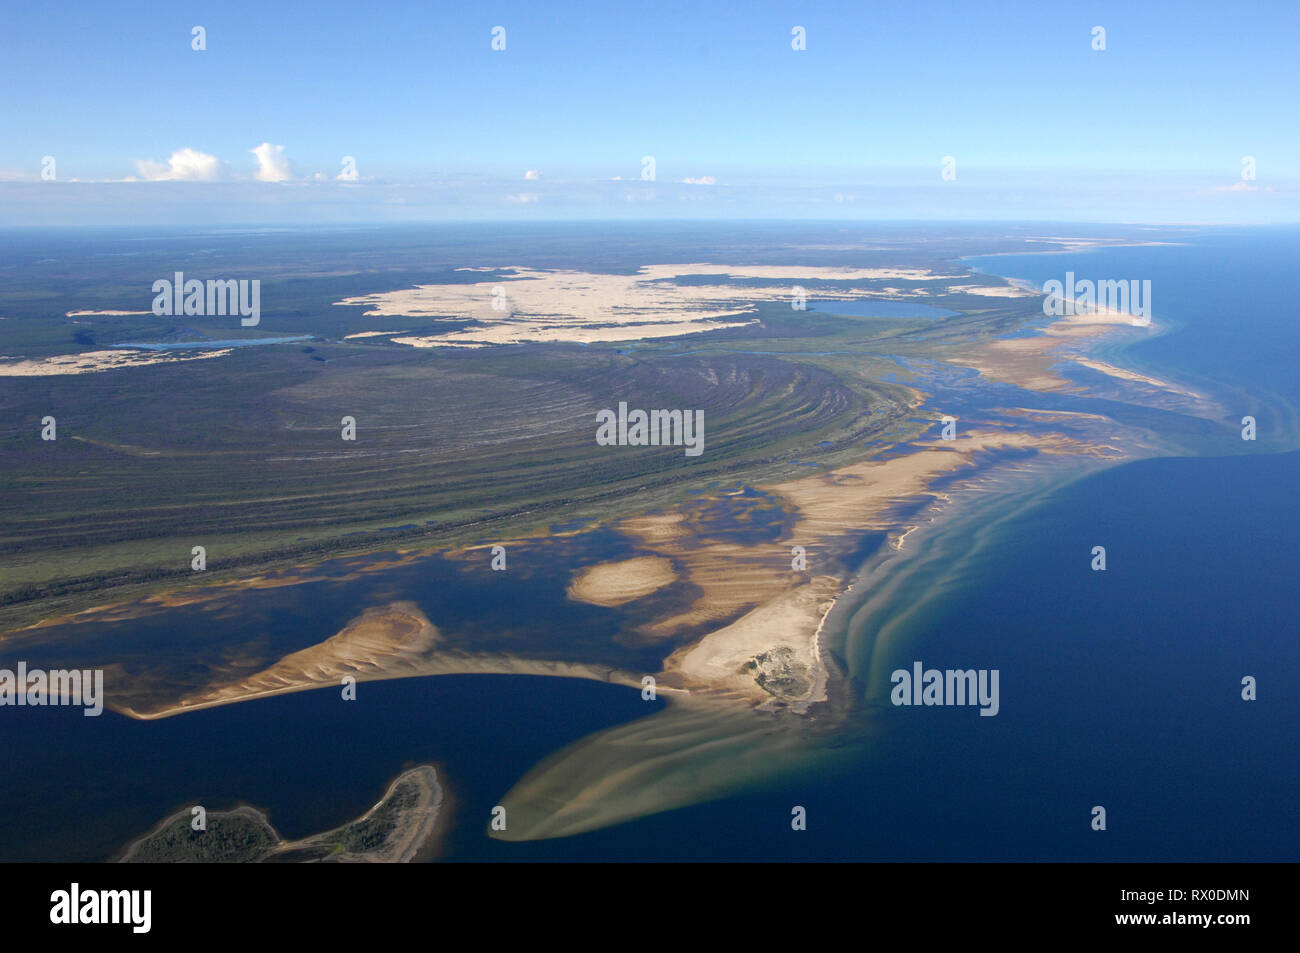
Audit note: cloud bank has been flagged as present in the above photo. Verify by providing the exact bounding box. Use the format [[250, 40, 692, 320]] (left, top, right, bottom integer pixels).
[[135, 148, 225, 181]]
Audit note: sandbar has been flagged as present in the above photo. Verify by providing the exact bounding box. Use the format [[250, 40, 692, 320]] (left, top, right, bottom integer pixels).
[[566, 556, 677, 606]]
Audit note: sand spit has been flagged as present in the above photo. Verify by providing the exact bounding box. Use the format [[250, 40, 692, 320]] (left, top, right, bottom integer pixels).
[[993, 407, 1112, 422], [664, 575, 838, 708], [78, 387, 1131, 842], [0, 348, 232, 376], [343, 329, 411, 339], [122, 601, 441, 717], [566, 556, 677, 606], [109, 432, 1102, 720], [1071, 356, 1202, 398], [770, 429, 1102, 543], [1028, 237, 1185, 253], [333, 263, 959, 347], [489, 428, 1127, 841], [952, 315, 1210, 410], [955, 333, 1086, 393], [605, 429, 1106, 710], [637, 264, 959, 282], [949, 300, 1188, 398], [121, 601, 648, 720]]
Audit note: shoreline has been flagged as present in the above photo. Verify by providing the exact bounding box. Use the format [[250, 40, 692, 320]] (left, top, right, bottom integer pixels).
[[6, 241, 1239, 843], [116, 764, 446, 863], [22, 246, 1193, 727], [960, 245, 1217, 410]]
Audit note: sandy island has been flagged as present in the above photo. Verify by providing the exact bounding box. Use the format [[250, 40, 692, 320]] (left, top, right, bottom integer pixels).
[[118, 765, 444, 863], [566, 556, 677, 606]]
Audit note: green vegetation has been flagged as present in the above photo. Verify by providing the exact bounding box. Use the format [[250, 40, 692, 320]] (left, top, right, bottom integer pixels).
[[119, 809, 277, 863], [0, 229, 1046, 630], [117, 767, 438, 863]]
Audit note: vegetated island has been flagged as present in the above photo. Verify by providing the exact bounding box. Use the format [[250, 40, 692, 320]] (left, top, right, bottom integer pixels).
[[116, 764, 443, 863]]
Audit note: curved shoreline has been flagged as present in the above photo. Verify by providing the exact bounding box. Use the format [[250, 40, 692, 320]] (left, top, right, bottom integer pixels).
[[116, 764, 445, 863], [7, 240, 1243, 845]]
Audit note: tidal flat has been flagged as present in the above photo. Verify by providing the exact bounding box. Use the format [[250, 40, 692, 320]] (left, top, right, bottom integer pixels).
[[2, 223, 1292, 860]]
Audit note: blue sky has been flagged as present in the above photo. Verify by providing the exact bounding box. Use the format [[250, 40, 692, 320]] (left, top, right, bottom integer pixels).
[[2, 0, 1298, 223]]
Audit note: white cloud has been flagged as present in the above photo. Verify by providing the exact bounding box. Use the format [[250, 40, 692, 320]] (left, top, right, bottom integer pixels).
[[524, 169, 542, 180], [250, 142, 292, 182], [506, 193, 539, 203], [681, 175, 716, 185], [135, 148, 224, 181]]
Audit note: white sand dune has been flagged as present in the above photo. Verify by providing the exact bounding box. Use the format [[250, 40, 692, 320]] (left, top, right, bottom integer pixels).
[[0, 348, 232, 376], [334, 263, 960, 346]]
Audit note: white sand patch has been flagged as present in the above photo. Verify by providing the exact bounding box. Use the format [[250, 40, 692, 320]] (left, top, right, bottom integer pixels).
[[945, 284, 1036, 298], [1071, 356, 1201, 397], [637, 264, 959, 282], [567, 556, 677, 607], [1056, 306, 1151, 326], [333, 263, 962, 346], [1028, 237, 1185, 253], [391, 318, 754, 348], [0, 348, 233, 376]]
